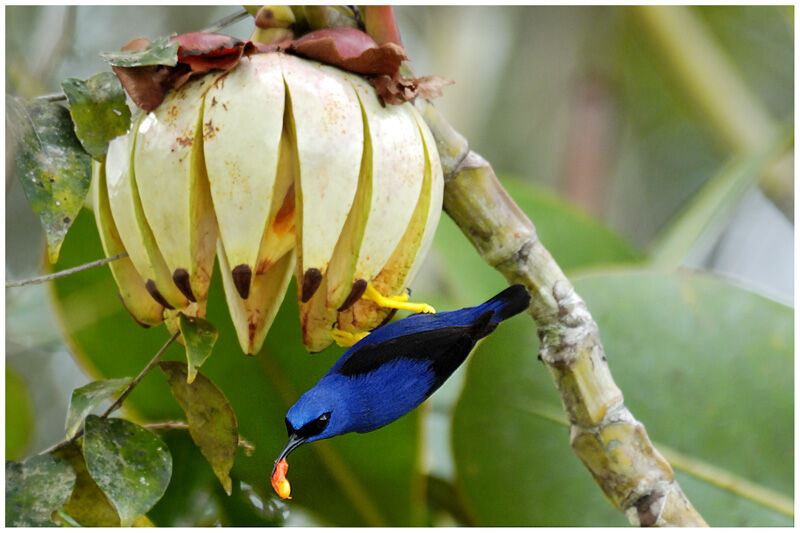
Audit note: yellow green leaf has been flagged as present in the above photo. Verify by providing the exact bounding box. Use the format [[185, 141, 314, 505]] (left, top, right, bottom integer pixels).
[[177, 313, 218, 383], [158, 361, 238, 495]]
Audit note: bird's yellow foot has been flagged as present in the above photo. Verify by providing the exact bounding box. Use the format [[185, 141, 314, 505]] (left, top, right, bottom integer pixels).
[[331, 328, 369, 347], [363, 283, 435, 314]]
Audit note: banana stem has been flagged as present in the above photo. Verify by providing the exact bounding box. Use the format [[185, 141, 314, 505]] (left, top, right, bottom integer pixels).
[[416, 99, 708, 527]]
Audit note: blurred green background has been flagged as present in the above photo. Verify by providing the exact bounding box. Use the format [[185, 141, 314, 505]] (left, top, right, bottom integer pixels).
[[5, 6, 793, 526]]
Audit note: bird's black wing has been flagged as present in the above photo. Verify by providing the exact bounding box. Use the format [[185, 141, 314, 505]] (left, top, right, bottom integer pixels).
[[337, 310, 496, 395]]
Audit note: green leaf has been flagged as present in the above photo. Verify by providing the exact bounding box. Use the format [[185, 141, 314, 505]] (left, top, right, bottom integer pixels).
[[177, 314, 219, 384], [5, 365, 33, 460], [434, 176, 642, 306], [50, 209, 422, 526], [13, 100, 92, 263], [5, 453, 76, 526], [158, 361, 238, 495], [53, 443, 121, 526], [61, 72, 132, 161], [452, 271, 792, 526], [83, 415, 172, 526], [100, 36, 179, 67], [65, 377, 132, 439]]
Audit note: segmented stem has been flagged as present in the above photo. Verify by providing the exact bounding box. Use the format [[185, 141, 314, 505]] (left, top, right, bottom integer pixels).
[[416, 98, 707, 527]]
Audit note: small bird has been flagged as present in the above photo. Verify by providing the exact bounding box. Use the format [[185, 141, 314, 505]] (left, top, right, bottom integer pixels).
[[271, 284, 530, 497]]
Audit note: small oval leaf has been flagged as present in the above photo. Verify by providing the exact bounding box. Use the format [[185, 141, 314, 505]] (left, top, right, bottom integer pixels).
[[158, 361, 238, 495], [65, 377, 132, 439], [177, 314, 219, 383], [83, 415, 172, 526], [5, 453, 76, 526], [53, 443, 120, 526], [13, 100, 92, 263], [100, 35, 179, 67], [61, 72, 132, 161]]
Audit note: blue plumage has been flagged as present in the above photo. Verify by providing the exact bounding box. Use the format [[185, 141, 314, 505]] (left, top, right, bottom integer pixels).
[[274, 284, 530, 470]]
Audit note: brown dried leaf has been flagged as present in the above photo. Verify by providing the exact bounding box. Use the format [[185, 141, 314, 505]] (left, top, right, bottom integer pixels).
[[111, 32, 259, 112], [369, 73, 454, 106], [290, 27, 408, 76], [111, 64, 182, 112]]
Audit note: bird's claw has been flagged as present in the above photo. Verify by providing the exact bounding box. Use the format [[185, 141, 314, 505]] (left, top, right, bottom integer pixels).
[[363, 284, 435, 314], [331, 328, 369, 347]]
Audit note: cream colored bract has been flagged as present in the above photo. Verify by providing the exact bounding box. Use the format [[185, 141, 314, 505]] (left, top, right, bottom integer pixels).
[[95, 52, 443, 354]]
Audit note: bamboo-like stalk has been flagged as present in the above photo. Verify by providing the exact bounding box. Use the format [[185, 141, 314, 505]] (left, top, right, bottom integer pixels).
[[416, 99, 708, 527]]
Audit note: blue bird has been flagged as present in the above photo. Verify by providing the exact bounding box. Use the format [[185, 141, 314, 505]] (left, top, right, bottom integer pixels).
[[272, 284, 530, 489]]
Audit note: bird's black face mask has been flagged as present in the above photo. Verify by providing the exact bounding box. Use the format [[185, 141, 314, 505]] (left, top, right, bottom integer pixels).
[[272, 412, 331, 476]]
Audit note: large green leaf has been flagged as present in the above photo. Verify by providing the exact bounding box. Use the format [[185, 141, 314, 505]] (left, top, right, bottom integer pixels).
[[452, 270, 792, 526], [13, 100, 92, 263], [5, 365, 33, 460], [5, 453, 76, 526], [49, 209, 423, 526], [83, 415, 172, 526], [61, 72, 131, 161], [433, 176, 642, 306]]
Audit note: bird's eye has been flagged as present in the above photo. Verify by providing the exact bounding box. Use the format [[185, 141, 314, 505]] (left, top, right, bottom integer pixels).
[[315, 412, 330, 431]]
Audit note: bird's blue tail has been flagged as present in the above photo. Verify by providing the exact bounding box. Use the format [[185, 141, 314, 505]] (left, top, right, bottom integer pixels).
[[469, 284, 530, 338]]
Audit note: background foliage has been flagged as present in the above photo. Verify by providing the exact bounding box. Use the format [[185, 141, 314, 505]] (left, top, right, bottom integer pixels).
[[6, 6, 793, 526]]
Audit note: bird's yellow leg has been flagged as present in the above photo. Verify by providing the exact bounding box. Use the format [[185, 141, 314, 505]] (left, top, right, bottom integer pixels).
[[330, 328, 369, 347], [362, 283, 436, 314]]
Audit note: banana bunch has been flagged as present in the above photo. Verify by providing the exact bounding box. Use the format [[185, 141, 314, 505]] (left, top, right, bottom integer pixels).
[[93, 52, 443, 354]]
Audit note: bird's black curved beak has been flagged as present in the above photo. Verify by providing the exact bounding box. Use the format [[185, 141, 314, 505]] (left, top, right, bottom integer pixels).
[[272, 432, 306, 476]]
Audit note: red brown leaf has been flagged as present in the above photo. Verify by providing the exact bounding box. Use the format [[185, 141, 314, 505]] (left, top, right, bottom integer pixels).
[[171, 32, 245, 59], [289, 27, 408, 77], [112, 32, 260, 112], [111, 64, 180, 113]]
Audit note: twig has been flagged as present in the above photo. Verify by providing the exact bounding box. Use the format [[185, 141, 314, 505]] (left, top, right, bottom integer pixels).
[[100, 330, 180, 418], [201, 8, 250, 33], [35, 92, 66, 102], [41, 331, 180, 456], [6, 253, 128, 288], [143, 420, 190, 431], [416, 98, 707, 526], [144, 420, 256, 455]]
